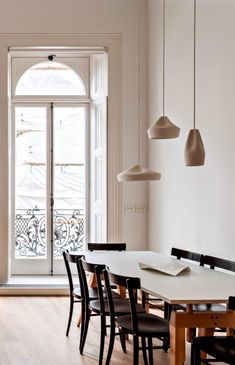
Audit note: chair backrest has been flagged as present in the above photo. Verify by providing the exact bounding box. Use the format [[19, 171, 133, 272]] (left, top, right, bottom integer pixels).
[[62, 251, 84, 293], [202, 255, 235, 272], [87, 243, 126, 251], [77, 257, 106, 311], [171, 247, 204, 266], [103, 269, 141, 334], [228, 296, 235, 310]]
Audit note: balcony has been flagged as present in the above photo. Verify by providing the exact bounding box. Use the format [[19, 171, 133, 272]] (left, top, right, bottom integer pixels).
[[15, 208, 85, 258]]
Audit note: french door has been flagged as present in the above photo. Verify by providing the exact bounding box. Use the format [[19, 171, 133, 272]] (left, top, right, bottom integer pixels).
[[11, 103, 87, 275]]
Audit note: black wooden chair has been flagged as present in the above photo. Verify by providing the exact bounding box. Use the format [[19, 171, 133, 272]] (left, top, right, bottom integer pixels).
[[87, 242, 126, 251], [62, 251, 83, 336], [196, 255, 235, 321], [192, 255, 235, 313], [191, 296, 235, 365], [88, 242, 126, 292], [142, 247, 204, 319], [171, 247, 204, 265], [171, 247, 205, 311], [203, 254, 235, 272], [77, 257, 143, 365], [63, 252, 105, 339], [142, 247, 204, 318], [103, 269, 170, 365], [171, 249, 226, 314]]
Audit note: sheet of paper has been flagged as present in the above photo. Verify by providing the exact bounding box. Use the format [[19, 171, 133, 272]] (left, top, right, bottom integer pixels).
[[138, 260, 190, 276]]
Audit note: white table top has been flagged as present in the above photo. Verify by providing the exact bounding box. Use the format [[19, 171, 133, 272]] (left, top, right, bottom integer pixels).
[[84, 250, 235, 305]]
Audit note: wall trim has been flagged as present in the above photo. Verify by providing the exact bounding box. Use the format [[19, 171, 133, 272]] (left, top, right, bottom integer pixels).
[[0, 287, 69, 296]]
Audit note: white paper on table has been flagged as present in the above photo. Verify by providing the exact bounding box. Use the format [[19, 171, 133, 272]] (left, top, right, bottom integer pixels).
[[138, 261, 190, 276]]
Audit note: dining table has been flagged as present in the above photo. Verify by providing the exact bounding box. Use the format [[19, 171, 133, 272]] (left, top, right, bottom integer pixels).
[[83, 250, 235, 365]]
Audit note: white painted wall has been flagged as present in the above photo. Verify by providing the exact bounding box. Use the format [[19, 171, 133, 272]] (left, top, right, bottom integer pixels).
[[148, 0, 235, 259], [0, 0, 148, 250]]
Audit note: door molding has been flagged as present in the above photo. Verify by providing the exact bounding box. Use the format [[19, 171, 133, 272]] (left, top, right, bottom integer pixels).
[[0, 33, 122, 283]]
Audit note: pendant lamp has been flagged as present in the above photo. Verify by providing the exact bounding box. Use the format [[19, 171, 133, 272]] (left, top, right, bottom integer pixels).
[[147, 0, 180, 140], [117, 0, 161, 182], [184, 0, 205, 166]]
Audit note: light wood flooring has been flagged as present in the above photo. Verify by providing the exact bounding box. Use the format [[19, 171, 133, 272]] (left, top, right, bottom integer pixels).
[[0, 297, 194, 365]]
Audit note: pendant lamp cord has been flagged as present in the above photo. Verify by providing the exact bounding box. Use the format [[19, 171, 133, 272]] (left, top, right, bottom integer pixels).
[[138, 0, 141, 164], [163, 0, 165, 117], [193, 0, 196, 129]]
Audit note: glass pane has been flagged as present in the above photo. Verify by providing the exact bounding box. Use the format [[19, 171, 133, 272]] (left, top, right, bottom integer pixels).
[[15, 107, 47, 259], [15, 61, 86, 96], [53, 107, 85, 257]]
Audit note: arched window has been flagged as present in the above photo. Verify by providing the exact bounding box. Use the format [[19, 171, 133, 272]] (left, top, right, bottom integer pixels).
[[15, 61, 86, 96]]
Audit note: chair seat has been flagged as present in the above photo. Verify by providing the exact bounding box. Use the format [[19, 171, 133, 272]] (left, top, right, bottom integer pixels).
[[73, 287, 120, 300], [116, 313, 169, 336], [194, 336, 235, 364], [90, 298, 145, 316]]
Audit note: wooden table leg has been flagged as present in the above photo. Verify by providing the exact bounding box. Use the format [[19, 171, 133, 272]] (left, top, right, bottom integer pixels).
[[170, 308, 235, 365], [117, 285, 126, 298], [170, 311, 186, 365]]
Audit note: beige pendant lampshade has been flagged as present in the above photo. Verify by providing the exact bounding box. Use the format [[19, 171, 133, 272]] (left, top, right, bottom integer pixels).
[[148, 116, 180, 139], [184, 0, 205, 166], [148, 0, 180, 140], [117, 0, 161, 183], [184, 129, 205, 166], [117, 164, 161, 182]]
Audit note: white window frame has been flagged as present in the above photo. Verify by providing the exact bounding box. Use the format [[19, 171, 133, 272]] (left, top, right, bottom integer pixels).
[[0, 34, 122, 283], [11, 54, 90, 102]]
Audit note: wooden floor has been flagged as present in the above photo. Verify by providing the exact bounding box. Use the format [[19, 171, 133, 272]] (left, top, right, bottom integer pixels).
[[0, 297, 193, 365]]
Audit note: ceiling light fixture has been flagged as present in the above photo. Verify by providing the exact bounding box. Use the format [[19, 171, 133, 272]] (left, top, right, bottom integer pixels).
[[117, 0, 161, 182], [147, 0, 180, 140], [184, 0, 205, 166]]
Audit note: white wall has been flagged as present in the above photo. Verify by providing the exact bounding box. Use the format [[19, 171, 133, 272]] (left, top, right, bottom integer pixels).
[[0, 0, 149, 250], [148, 0, 235, 259]]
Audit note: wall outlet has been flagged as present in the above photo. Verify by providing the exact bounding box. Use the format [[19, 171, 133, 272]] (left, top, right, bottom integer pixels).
[[124, 204, 147, 213], [135, 204, 147, 213], [124, 204, 135, 213]]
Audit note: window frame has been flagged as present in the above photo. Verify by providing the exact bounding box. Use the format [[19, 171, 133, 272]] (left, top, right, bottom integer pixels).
[[0, 34, 122, 285], [11, 54, 90, 100]]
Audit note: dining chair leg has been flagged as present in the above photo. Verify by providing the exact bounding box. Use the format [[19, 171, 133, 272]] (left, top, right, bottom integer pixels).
[[163, 334, 169, 353], [79, 300, 85, 352], [133, 335, 139, 365], [191, 341, 200, 365], [164, 302, 172, 320], [190, 343, 194, 365], [119, 328, 127, 353], [79, 308, 90, 354], [141, 291, 146, 309], [105, 320, 115, 365], [148, 337, 153, 365], [99, 314, 106, 365], [141, 337, 148, 365], [66, 296, 74, 336]]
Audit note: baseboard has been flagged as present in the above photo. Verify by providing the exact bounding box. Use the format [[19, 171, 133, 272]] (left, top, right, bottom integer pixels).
[[0, 286, 69, 296]]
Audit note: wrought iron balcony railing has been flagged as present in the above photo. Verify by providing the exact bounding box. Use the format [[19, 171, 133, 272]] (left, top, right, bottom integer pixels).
[[15, 209, 85, 258]]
